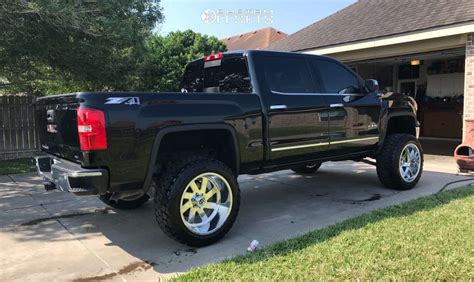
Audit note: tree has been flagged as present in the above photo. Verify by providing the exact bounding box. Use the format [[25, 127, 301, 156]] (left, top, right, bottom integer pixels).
[[138, 30, 227, 92], [0, 0, 163, 95]]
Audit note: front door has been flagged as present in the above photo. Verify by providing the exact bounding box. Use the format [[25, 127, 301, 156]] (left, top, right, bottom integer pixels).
[[254, 54, 329, 164], [309, 58, 381, 153]]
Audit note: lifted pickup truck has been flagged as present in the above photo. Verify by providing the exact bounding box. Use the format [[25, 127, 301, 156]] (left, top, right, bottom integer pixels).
[[35, 50, 423, 246]]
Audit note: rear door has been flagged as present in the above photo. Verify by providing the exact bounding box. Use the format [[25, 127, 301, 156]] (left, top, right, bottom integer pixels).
[[309, 57, 381, 153], [254, 53, 329, 164]]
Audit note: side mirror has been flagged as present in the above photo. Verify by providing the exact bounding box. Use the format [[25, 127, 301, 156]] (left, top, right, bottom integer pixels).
[[365, 79, 379, 93]]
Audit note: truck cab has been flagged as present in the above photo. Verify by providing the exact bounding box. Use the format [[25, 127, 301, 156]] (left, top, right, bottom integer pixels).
[[250, 51, 381, 167]]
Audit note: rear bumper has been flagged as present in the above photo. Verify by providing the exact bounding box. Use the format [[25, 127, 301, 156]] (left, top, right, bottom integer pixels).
[[34, 154, 108, 195]]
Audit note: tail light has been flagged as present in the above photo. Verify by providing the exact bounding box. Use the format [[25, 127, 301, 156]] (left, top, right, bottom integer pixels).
[[77, 108, 107, 150], [203, 53, 223, 62]]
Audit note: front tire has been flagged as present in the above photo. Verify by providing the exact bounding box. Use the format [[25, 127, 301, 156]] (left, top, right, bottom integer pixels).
[[154, 155, 240, 246], [376, 134, 423, 190]]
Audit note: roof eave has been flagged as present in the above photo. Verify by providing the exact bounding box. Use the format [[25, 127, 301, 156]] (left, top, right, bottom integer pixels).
[[299, 21, 474, 55]]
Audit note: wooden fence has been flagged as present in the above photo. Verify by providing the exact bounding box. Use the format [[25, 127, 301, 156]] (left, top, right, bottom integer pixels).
[[0, 96, 39, 160]]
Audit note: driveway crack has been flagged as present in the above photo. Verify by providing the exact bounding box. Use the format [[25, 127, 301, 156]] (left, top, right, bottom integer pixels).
[[7, 175, 17, 183]]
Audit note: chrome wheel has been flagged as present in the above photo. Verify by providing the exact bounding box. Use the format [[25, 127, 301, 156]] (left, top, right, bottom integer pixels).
[[180, 172, 233, 235], [399, 143, 421, 183]]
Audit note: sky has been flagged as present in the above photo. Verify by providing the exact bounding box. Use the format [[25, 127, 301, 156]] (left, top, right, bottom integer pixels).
[[157, 0, 356, 39]]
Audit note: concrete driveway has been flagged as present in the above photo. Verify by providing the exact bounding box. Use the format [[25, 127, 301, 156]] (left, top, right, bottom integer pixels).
[[1, 155, 472, 280]]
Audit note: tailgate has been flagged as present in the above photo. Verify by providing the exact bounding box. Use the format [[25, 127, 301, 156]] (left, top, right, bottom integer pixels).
[[36, 94, 83, 162]]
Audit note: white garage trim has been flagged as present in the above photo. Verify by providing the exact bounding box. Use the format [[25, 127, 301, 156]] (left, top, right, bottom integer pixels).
[[303, 22, 473, 56]]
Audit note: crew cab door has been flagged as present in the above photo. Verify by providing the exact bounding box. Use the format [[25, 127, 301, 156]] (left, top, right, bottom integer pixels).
[[309, 58, 381, 153], [253, 54, 329, 164]]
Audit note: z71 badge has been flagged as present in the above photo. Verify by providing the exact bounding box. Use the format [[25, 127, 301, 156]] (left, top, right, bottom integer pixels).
[[105, 97, 140, 105]]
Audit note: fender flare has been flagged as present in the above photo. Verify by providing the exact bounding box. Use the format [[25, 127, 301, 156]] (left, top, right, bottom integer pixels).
[[141, 123, 241, 193], [378, 112, 418, 153]]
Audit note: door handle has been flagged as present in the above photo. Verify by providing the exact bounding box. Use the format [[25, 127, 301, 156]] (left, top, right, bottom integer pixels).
[[270, 105, 288, 110], [330, 103, 344, 108]]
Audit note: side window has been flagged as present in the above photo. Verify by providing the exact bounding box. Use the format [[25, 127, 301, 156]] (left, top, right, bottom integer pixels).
[[311, 59, 361, 94], [262, 56, 315, 93], [220, 57, 252, 93]]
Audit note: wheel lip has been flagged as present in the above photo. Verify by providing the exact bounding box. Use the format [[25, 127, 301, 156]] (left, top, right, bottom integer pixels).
[[179, 172, 233, 236], [398, 143, 421, 183]]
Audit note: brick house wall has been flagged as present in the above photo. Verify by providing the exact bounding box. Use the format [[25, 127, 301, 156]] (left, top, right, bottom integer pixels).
[[464, 33, 474, 141]]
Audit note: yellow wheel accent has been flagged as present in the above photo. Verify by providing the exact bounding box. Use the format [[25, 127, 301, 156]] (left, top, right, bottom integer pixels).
[[179, 172, 233, 235]]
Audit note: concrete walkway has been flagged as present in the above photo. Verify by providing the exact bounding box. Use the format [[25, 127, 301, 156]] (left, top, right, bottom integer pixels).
[[0, 156, 472, 280]]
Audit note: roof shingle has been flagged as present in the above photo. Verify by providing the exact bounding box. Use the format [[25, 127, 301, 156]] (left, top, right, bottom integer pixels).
[[269, 0, 474, 52], [223, 27, 287, 51]]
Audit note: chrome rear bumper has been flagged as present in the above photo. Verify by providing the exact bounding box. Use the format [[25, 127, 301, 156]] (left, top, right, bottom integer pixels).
[[34, 154, 108, 195]]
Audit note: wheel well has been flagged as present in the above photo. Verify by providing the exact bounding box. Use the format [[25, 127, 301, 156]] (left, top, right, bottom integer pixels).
[[155, 129, 239, 174], [386, 116, 416, 137]]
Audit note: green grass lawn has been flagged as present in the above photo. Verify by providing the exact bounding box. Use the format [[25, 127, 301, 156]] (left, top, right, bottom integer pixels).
[[0, 158, 35, 175], [179, 187, 474, 280]]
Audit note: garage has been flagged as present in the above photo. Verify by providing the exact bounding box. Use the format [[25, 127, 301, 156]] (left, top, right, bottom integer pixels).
[[350, 48, 465, 140]]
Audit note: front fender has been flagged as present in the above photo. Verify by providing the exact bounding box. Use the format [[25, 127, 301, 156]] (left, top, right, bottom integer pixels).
[[378, 92, 419, 151]]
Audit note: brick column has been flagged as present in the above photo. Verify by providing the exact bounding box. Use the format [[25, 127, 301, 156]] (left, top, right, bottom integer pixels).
[[464, 33, 474, 141]]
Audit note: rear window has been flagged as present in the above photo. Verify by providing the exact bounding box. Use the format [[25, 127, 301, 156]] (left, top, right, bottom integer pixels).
[[182, 61, 204, 92], [181, 56, 252, 93]]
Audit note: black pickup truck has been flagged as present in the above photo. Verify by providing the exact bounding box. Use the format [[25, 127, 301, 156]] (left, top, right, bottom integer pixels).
[[35, 50, 423, 246]]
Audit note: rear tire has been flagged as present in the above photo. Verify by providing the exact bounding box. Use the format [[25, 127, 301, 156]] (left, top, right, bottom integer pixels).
[[99, 193, 150, 210], [291, 163, 322, 174], [376, 134, 423, 190], [153, 154, 240, 247]]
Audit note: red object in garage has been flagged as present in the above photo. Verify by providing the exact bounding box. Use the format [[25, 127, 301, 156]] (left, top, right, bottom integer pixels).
[[454, 119, 474, 172]]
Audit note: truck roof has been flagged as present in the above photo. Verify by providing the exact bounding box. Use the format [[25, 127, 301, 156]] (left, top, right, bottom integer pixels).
[[189, 49, 335, 65]]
